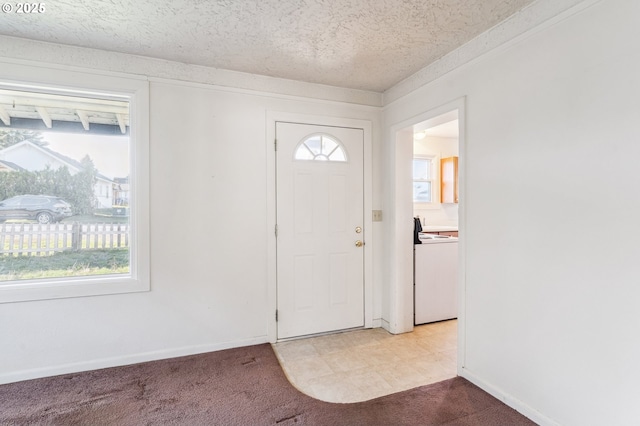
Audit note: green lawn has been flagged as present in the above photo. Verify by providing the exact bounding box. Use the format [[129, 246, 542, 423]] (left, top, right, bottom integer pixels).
[[0, 249, 129, 281]]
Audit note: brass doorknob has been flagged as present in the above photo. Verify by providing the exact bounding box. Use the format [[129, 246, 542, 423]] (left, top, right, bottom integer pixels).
[[355, 240, 364, 247]]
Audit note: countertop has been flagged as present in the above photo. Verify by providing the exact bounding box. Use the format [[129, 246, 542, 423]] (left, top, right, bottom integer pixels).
[[417, 232, 459, 244], [421, 225, 458, 232]]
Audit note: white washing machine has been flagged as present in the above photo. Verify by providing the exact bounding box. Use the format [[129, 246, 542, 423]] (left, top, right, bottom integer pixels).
[[414, 234, 458, 325]]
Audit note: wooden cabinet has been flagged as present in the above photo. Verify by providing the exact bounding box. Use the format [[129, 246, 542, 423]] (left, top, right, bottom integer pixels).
[[440, 156, 458, 203]]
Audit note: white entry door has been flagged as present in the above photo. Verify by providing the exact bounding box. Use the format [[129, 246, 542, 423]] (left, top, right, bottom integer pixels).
[[276, 121, 365, 339]]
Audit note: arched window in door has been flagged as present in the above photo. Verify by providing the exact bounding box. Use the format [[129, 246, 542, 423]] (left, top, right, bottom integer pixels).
[[294, 134, 347, 162]]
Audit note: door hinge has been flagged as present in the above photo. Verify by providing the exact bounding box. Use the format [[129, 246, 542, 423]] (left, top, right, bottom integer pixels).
[[274, 139, 277, 151], [275, 224, 278, 237], [275, 310, 279, 322]]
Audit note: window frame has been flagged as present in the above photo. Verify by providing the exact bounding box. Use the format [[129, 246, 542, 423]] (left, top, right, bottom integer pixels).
[[412, 155, 436, 204], [0, 62, 150, 303]]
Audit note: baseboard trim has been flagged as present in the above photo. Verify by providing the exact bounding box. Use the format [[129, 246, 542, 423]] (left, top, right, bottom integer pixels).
[[0, 336, 268, 385], [380, 318, 391, 333], [460, 368, 560, 426]]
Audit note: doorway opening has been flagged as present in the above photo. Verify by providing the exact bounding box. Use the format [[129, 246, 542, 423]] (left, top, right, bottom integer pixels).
[[388, 97, 465, 373], [412, 110, 460, 365]]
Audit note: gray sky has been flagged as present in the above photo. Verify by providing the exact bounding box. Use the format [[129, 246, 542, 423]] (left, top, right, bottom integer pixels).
[[43, 132, 129, 179]]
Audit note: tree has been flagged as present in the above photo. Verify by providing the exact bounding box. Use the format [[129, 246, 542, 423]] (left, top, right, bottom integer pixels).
[[71, 156, 98, 214], [0, 158, 97, 215], [0, 129, 47, 149]]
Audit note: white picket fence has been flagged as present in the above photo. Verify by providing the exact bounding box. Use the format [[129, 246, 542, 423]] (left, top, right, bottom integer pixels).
[[0, 223, 129, 256]]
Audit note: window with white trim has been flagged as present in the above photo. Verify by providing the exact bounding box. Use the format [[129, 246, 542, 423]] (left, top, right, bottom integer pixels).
[[413, 156, 434, 203], [0, 64, 149, 303]]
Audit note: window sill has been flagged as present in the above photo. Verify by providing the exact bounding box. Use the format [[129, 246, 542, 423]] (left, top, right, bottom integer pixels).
[[0, 274, 149, 304]]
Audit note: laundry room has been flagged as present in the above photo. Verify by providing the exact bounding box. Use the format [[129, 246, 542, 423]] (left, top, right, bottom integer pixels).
[[412, 110, 459, 326]]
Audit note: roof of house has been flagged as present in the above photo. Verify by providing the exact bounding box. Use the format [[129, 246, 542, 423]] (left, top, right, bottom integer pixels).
[[0, 140, 113, 182], [0, 159, 26, 171], [0, 88, 129, 135]]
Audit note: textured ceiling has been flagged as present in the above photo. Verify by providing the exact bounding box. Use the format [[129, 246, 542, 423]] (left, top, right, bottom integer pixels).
[[0, 0, 536, 92]]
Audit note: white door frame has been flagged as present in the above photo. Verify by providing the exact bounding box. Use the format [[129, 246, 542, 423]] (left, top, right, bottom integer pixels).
[[386, 97, 466, 372], [266, 111, 373, 342]]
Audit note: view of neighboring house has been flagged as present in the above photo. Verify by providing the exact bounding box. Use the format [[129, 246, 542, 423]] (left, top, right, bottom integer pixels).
[[112, 177, 129, 206], [0, 140, 114, 208]]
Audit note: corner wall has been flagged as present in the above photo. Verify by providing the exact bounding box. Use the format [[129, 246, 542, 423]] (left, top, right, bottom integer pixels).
[[383, 0, 640, 424]]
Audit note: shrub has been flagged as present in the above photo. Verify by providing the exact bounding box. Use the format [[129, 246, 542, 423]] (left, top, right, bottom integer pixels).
[[0, 161, 97, 214]]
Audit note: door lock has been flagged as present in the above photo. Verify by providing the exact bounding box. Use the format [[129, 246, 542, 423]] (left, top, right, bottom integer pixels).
[[355, 226, 362, 234]]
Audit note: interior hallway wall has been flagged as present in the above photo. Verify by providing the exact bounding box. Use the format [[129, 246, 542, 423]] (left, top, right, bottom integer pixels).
[[383, 0, 640, 424]]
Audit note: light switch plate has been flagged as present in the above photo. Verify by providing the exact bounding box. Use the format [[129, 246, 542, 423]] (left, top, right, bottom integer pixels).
[[372, 210, 382, 222]]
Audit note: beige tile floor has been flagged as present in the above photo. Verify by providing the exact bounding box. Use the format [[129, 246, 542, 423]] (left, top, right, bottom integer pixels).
[[272, 319, 457, 403]]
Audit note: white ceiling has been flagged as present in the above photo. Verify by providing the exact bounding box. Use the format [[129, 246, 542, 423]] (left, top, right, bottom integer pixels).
[[0, 0, 536, 92], [422, 120, 459, 139], [414, 110, 458, 139]]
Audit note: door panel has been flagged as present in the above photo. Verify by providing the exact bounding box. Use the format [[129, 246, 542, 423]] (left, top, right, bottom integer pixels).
[[276, 122, 364, 339]]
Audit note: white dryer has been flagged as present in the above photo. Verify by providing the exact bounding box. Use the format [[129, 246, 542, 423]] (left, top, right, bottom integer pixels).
[[414, 235, 458, 324]]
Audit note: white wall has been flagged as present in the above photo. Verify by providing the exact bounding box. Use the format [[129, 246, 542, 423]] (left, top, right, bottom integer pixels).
[[0, 56, 382, 383], [384, 0, 640, 424]]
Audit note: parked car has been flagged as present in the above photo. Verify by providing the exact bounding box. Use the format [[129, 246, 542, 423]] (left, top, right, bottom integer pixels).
[[0, 195, 73, 224]]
